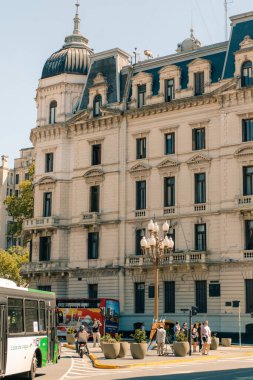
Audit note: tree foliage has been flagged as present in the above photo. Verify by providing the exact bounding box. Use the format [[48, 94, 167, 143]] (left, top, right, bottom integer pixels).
[[4, 164, 34, 239], [0, 246, 29, 286]]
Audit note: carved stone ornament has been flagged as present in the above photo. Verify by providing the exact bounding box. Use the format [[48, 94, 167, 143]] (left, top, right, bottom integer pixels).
[[129, 162, 151, 178], [186, 153, 211, 171], [37, 175, 56, 190], [157, 157, 180, 174], [239, 35, 253, 50], [83, 168, 105, 184], [93, 72, 107, 86], [234, 145, 253, 160]]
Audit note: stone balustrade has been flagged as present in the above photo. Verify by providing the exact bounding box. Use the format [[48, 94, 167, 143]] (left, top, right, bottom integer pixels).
[[23, 216, 60, 230], [125, 251, 207, 267], [21, 260, 69, 275]]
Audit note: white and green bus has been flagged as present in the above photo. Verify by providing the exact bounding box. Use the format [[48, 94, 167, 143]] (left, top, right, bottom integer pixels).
[[0, 278, 59, 379]]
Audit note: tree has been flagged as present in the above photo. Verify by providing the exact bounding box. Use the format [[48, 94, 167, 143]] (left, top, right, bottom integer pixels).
[[0, 246, 29, 285], [4, 164, 34, 241]]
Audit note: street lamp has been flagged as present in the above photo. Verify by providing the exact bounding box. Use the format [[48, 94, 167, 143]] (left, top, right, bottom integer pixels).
[[140, 220, 174, 321]]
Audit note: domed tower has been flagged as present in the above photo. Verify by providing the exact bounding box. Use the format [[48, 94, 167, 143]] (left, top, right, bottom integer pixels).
[[36, 2, 92, 127], [176, 28, 201, 53]]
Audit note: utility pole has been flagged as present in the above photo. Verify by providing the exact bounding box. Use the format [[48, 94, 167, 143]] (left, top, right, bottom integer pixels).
[[224, 0, 233, 40]]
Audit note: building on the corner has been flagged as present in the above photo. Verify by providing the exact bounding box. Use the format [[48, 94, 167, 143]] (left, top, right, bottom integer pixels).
[[22, 5, 253, 338]]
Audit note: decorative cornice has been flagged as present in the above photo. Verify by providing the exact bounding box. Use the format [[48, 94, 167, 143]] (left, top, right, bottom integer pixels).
[[186, 153, 211, 169], [234, 144, 253, 159], [36, 175, 57, 185], [129, 162, 151, 177], [157, 157, 180, 171], [83, 168, 105, 184]]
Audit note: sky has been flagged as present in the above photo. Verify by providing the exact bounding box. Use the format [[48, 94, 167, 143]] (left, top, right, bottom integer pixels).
[[0, 0, 253, 166]]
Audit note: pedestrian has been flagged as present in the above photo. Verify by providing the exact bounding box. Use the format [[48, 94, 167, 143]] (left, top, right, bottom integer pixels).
[[92, 318, 102, 347], [201, 320, 211, 355], [181, 322, 188, 338], [156, 324, 166, 356], [192, 323, 199, 352], [75, 325, 89, 354], [173, 321, 180, 341], [197, 322, 202, 352]]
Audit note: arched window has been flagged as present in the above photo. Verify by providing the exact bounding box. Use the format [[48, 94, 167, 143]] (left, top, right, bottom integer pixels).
[[49, 101, 57, 124], [241, 61, 253, 87], [93, 95, 102, 117]]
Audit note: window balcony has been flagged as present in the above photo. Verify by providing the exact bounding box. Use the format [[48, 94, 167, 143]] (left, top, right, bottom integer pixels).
[[243, 250, 253, 260], [81, 212, 101, 226], [135, 210, 146, 218], [237, 195, 253, 208], [21, 259, 69, 276], [194, 203, 206, 212], [23, 216, 60, 231], [125, 251, 207, 267], [164, 206, 175, 215]]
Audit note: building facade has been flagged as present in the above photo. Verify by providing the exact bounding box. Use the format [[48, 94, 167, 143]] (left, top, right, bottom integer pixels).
[[22, 6, 253, 335]]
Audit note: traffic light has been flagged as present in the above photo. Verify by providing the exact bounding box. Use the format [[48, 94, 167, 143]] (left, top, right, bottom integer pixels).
[[191, 306, 198, 316]]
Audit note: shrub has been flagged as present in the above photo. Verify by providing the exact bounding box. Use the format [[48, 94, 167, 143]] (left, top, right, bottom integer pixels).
[[67, 327, 75, 334], [130, 329, 147, 343], [100, 333, 116, 343], [115, 333, 123, 342], [175, 332, 188, 342]]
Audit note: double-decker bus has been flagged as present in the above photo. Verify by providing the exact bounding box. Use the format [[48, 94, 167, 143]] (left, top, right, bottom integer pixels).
[[0, 278, 59, 379], [56, 297, 119, 339]]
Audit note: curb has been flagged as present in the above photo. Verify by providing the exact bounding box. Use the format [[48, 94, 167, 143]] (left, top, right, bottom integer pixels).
[[63, 343, 253, 370]]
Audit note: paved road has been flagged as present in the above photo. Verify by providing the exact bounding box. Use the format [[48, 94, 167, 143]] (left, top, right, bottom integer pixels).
[[7, 347, 253, 380]]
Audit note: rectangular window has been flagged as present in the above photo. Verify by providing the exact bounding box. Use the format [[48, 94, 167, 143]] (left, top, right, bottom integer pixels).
[[164, 177, 175, 207], [92, 144, 101, 165], [164, 79, 174, 102], [164, 281, 175, 313], [245, 220, 253, 250], [39, 236, 51, 261], [137, 85, 146, 108], [25, 172, 29, 181], [209, 283, 220, 297], [88, 232, 99, 259], [25, 300, 38, 333], [136, 138, 146, 159], [245, 279, 253, 313], [195, 224, 206, 251], [135, 229, 145, 255], [15, 190, 19, 197], [242, 119, 253, 142], [196, 280, 207, 313], [148, 285, 155, 298], [165, 133, 175, 155], [45, 152, 54, 172], [135, 282, 145, 313], [39, 301, 46, 331], [243, 166, 253, 195], [8, 298, 24, 334], [43, 192, 52, 217], [15, 174, 19, 185], [37, 285, 51, 292], [194, 71, 204, 96], [90, 185, 100, 212], [88, 284, 98, 299], [192, 128, 205, 150], [195, 173, 206, 204], [136, 181, 146, 210]]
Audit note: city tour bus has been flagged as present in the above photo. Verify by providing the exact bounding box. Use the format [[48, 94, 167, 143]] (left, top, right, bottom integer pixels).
[[0, 278, 59, 379], [56, 297, 120, 339]]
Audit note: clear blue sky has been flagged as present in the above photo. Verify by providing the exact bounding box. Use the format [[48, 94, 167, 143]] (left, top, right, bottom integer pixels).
[[1, 0, 253, 166]]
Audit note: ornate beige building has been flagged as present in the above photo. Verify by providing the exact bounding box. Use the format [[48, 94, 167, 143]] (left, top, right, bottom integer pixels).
[[22, 6, 253, 337]]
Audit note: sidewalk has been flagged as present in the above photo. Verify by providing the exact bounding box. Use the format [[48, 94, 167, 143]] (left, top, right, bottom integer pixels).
[[65, 343, 253, 369]]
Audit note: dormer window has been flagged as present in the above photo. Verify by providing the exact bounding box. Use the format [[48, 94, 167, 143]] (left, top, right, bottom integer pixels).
[[93, 95, 102, 117], [241, 61, 253, 87], [49, 101, 57, 124], [138, 85, 146, 108], [194, 72, 204, 96], [165, 79, 174, 102]]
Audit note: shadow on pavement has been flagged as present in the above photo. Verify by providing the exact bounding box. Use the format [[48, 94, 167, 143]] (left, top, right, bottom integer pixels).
[[114, 367, 253, 380]]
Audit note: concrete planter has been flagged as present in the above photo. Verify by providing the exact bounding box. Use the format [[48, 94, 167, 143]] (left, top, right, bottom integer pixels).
[[118, 342, 129, 358], [210, 337, 219, 350], [66, 334, 75, 345], [173, 341, 190, 357], [103, 342, 120, 359], [130, 342, 147, 359], [222, 338, 232, 347], [100, 341, 104, 351]]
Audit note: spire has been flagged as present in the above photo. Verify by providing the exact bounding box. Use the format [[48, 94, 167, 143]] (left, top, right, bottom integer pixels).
[[73, 1, 80, 35]]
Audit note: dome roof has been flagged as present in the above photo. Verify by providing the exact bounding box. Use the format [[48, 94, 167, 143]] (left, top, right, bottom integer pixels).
[[41, 2, 92, 79], [176, 28, 201, 53]]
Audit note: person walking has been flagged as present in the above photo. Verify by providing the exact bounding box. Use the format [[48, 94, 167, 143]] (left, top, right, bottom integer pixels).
[[201, 320, 211, 355], [92, 318, 102, 348], [173, 321, 180, 341], [197, 322, 202, 352], [192, 323, 199, 352], [156, 324, 166, 356]]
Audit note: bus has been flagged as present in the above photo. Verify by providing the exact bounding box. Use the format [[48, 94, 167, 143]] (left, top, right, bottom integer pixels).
[[56, 297, 119, 339], [0, 278, 59, 379]]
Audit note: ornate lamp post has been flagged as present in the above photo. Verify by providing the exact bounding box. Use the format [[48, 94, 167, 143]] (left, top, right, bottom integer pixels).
[[140, 220, 174, 322]]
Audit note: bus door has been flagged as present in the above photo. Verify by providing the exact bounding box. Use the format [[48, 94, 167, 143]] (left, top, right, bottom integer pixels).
[[0, 300, 7, 376], [47, 307, 56, 363]]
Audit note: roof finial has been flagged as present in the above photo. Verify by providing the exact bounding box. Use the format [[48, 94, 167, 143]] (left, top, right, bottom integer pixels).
[[73, 0, 80, 35], [190, 28, 194, 39]]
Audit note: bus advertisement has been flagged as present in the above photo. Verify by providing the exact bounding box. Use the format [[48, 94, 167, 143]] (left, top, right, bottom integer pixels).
[[56, 298, 119, 338]]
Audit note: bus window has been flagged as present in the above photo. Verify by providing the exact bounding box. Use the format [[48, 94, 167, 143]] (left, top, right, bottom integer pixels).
[[8, 298, 24, 333], [39, 301, 46, 331], [25, 300, 39, 332]]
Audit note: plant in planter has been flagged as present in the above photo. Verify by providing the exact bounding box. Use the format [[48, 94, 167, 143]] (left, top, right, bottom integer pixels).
[[210, 333, 219, 350], [130, 329, 147, 359], [173, 332, 189, 357], [66, 327, 76, 345], [101, 334, 120, 359], [115, 333, 129, 358]]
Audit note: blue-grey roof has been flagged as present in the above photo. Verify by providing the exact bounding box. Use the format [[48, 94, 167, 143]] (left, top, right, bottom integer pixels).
[[41, 47, 90, 79]]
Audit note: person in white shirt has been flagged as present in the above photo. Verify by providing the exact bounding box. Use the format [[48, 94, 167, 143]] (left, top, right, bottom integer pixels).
[[201, 320, 211, 355], [156, 325, 166, 356]]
